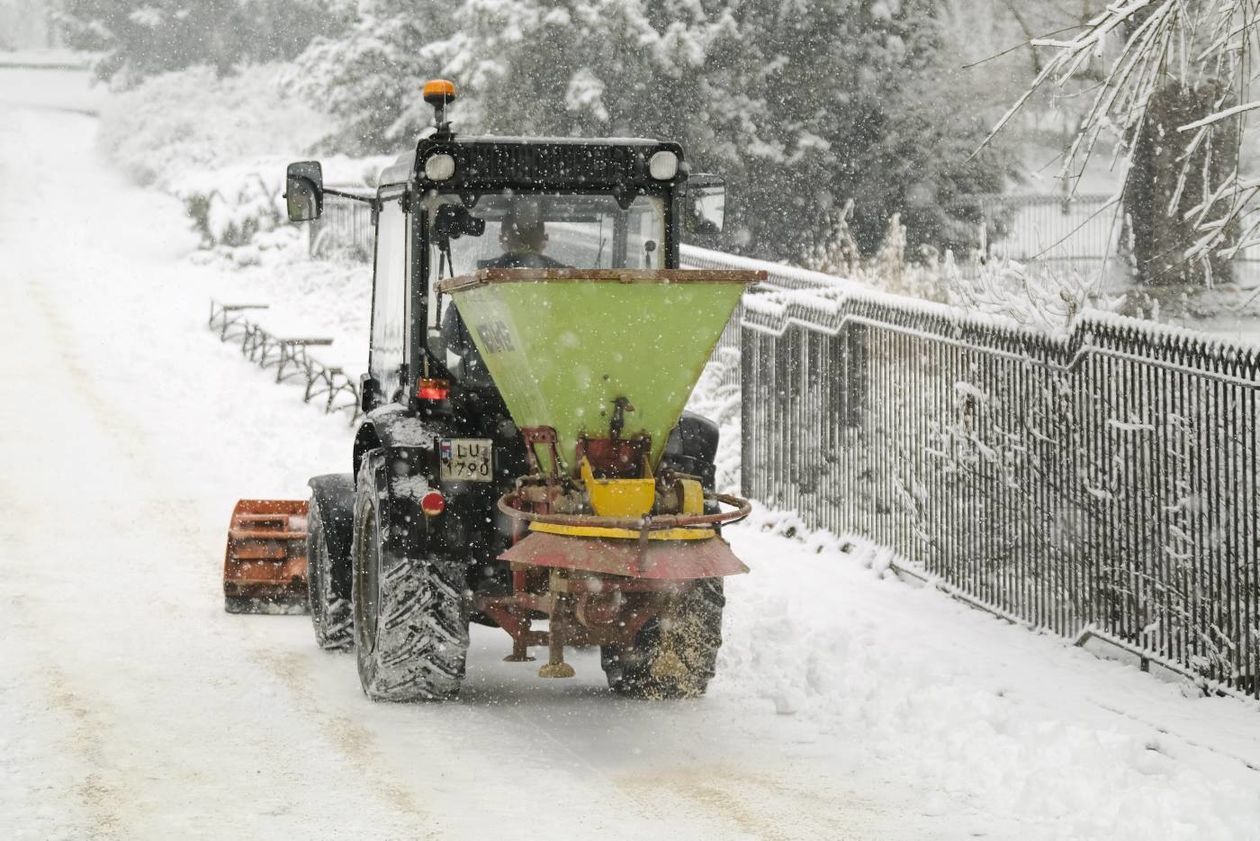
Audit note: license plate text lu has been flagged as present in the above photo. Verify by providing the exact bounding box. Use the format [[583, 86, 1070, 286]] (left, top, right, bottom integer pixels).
[[439, 438, 493, 482]]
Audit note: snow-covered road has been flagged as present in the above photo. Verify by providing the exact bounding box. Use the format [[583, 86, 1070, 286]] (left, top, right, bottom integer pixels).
[[3, 71, 1260, 841]]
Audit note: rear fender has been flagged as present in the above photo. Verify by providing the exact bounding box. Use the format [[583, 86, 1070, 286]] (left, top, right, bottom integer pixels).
[[353, 404, 512, 564], [307, 473, 354, 599]]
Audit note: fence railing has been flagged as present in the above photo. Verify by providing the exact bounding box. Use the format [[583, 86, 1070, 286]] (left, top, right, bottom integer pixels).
[[961, 191, 1260, 266], [740, 286, 1260, 699], [963, 192, 1121, 262], [310, 190, 375, 259]]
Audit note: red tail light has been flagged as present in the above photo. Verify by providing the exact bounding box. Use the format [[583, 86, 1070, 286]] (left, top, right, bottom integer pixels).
[[416, 378, 450, 401], [421, 491, 446, 517]]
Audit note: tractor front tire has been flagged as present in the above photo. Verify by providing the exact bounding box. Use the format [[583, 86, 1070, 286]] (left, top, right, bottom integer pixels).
[[307, 496, 353, 651], [351, 451, 469, 702], [601, 578, 725, 699]]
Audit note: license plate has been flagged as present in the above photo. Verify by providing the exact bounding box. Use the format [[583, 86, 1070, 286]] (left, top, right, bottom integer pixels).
[[439, 438, 493, 483]]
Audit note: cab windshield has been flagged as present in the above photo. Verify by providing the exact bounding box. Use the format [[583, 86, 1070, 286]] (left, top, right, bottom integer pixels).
[[428, 192, 665, 279], [426, 192, 666, 386]]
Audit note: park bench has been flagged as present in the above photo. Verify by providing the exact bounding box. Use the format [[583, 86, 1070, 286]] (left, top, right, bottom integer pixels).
[[207, 299, 361, 420]]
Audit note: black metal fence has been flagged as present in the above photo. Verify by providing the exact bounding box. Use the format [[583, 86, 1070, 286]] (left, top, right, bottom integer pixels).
[[741, 289, 1260, 698], [965, 192, 1122, 262], [310, 190, 375, 259], [961, 192, 1259, 273]]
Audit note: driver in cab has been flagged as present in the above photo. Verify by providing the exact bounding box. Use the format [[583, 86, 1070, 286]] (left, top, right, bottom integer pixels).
[[477, 207, 567, 270], [443, 205, 568, 386]]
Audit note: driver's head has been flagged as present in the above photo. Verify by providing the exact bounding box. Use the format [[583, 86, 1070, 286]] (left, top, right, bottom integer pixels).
[[500, 209, 548, 254]]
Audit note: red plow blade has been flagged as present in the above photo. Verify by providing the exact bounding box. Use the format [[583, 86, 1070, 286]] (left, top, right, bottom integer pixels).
[[222, 499, 310, 614]]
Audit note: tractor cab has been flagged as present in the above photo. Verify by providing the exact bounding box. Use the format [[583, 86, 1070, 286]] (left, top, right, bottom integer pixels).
[[284, 80, 727, 424]]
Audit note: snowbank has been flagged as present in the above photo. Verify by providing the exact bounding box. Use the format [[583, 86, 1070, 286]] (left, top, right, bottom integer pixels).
[[719, 506, 1260, 841]]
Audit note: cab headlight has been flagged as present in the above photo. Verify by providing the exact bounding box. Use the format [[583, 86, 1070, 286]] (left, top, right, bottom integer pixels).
[[425, 153, 456, 181], [649, 150, 678, 180]]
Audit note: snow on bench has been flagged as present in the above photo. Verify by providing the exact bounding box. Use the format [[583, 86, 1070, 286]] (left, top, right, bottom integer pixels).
[[208, 299, 360, 419]]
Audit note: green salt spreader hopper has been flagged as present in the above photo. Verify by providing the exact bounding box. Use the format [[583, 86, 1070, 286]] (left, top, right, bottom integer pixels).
[[440, 268, 756, 470]]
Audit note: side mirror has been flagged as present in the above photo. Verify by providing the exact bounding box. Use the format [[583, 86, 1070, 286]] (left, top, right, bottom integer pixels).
[[359, 373, 379, 413], [285, 161, 324, 222], [683, 173, 725, 236]]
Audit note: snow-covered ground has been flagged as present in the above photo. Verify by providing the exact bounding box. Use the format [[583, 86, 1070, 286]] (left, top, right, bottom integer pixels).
[[3, 69, 1260, 841]]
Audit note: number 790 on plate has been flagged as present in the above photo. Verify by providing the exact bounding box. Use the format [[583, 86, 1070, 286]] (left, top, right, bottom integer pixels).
[[439, 438, 493, 482]]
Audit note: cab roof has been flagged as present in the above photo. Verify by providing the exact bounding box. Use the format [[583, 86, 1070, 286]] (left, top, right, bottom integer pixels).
[[376, 134, 680, 192]]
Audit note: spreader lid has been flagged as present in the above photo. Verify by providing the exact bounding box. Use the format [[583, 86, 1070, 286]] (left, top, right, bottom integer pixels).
[[437, 267, 762, 294]]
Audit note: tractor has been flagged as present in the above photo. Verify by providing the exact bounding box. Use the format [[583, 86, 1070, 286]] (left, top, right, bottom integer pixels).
[[223, 79, 763, 701]]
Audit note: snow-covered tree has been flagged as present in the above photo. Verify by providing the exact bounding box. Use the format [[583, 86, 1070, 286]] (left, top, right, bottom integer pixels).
[[292, 0, 1009, 262], [719, 0, 1011, 260], [289, 0, 450, 152], [991, 0, 1260, 286]]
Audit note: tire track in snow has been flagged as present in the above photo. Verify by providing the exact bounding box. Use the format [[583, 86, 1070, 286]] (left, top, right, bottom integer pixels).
[[20, 271, 440, 838], [0, 288, 144, 840], [0, 487, 132, 839], [615, 765, 880, 841], [42, 664, 127, 839], [618, 770, 788, 841], [248, 647, 441, 838], [465, 687, 684, 828], [0, 545, 131, 840], [26, 281, 149, 466], [2, 271, 433, 839]]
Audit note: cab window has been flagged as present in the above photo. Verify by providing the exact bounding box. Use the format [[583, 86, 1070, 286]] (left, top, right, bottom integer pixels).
[[424, 193, 665, 380], [369, 196, 408, 398]]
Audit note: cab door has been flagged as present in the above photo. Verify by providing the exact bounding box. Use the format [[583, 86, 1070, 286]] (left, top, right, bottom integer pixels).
[[367, 189, 410, 406]]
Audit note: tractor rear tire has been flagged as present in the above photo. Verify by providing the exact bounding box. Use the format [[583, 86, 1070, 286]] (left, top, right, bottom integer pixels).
[[351, 451, 469, 702], [307, 496, 353, 651], [601, 578, 725, 699]]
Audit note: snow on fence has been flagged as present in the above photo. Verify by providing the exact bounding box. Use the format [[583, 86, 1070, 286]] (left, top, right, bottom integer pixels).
[[962, 192, 1121, 263], [959, 191, 1260, 269], [739, 286, 1260, 700]]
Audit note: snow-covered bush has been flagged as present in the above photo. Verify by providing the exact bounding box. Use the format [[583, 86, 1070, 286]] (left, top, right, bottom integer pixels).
[[170, 153, 390, 259], [173, 163, 289, 251], [97, 63, 332, 189], [96, 63, 394, 258], [808, 205, 1125, 330]]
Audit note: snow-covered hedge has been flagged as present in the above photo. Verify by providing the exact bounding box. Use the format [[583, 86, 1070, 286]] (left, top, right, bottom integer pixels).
[[97, 64, 390, 258], [170, 153, 389, 263], [98, 63, 329, 189]]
